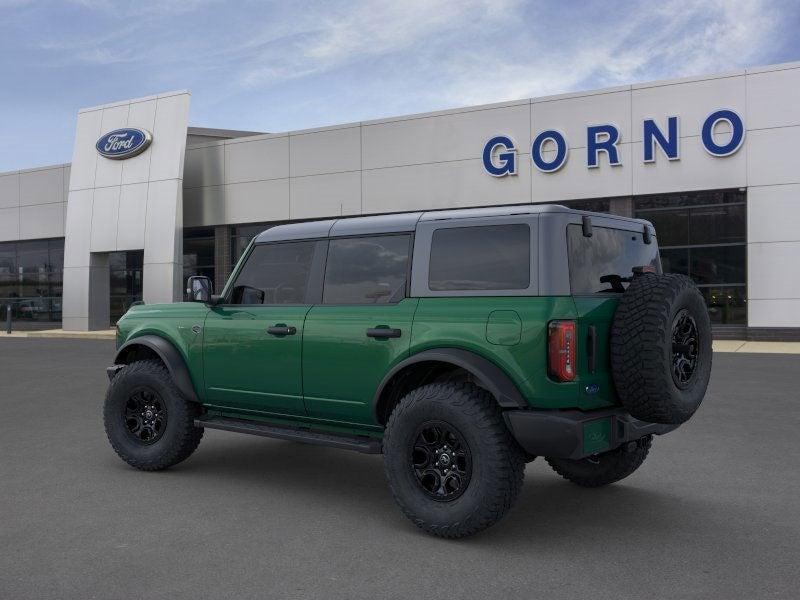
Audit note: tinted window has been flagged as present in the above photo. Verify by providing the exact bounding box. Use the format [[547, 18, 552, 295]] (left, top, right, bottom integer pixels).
[[690, 245, 746, 285], [659, 248, 689, 276], [701, 286, 747, 325], [567, 225, 661, 294], [324, 235, 410, 304], [636, 209, 689, 247], [231, 241, 316, 305], [429, 224, 530, 291], [689, 204, 746, 245]]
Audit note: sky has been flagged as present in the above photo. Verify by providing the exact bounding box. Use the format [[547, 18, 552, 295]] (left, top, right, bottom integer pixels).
[[0, 0, 798, 172]]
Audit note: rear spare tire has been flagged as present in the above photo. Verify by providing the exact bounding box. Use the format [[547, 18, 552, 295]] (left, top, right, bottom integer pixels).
[[611, 273, 712, 425]]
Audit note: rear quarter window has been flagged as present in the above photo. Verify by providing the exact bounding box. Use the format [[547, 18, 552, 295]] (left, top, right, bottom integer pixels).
[[567, 224, 661, 294], [428, 224, 530, 291]]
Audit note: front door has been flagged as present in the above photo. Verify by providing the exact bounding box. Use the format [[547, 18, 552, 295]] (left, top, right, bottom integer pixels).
[[203, 239, 324, 417], [302, 234, 416, 425]]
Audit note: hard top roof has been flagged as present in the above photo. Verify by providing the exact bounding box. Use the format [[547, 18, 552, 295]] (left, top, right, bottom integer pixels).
[[254, 204, 648, 243]]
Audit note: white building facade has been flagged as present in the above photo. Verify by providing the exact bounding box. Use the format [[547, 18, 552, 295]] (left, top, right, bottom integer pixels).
[[0, 61, 799, 338]]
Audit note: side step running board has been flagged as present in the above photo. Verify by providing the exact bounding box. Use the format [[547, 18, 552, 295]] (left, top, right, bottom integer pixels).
[[195, 416, 383, 454]]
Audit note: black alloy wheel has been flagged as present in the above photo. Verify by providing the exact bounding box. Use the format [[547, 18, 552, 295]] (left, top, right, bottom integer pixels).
[[671, 309, 699, 388], [411, 421, 472, 501], [124, 387, 167, 445]]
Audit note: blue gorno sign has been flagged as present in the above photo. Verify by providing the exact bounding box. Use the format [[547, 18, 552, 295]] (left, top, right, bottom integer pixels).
[[96, 128, 153, 160], [483, 108, 745, 176]]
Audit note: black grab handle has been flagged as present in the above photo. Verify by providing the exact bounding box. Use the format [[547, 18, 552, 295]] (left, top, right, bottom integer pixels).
[[267, 325, 297, 336], [366, 327, 402, 339], [587, 325, 597, 374]]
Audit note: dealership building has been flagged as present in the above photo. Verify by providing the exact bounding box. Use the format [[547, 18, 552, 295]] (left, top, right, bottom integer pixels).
[[0, 60, 799, 338]]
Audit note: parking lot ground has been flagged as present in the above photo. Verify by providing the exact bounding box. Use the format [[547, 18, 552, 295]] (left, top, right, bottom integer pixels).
[[1, 338, 798, 600]]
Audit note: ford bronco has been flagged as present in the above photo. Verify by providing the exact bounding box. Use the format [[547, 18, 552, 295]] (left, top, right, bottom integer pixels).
[[104, 205, 711, 538]]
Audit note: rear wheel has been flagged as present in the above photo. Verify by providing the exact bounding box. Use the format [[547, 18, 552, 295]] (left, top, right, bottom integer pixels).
[[104, 359, 203, 471], [546, 435, 652, 487], [383, 381, 525, 538]]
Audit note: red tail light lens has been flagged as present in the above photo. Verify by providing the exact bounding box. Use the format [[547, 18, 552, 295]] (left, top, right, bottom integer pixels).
[[548, 320, 576, 382]]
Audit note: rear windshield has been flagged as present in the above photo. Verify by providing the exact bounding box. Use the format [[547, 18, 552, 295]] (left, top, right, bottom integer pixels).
[[567, 224, 661, 294]]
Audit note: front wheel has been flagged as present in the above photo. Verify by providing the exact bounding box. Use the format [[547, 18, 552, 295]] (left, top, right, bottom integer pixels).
[[104, 359, 204, 471], [383, 381, 525, 538], [546, 435, 652, 488]]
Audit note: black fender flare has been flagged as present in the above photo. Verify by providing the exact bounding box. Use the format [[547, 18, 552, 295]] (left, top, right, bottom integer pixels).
[[373, 348, 527, 419], [114, 335, 199, 403]]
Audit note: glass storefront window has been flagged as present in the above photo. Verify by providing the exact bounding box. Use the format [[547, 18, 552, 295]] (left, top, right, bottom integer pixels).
[[639, 209, 689, 247], [109, 250, 144, 324], [635, 189, 744, 210], [690, 246, 746, 285], [0, 238, 64, 327], [700, 286, 747, 325], [183, 228, 215, 292], [689, 204, 746, 245], [635, 189, 746, 326]]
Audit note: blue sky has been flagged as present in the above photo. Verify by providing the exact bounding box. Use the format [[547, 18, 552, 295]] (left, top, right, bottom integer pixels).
[[0, 0, 798, 171]]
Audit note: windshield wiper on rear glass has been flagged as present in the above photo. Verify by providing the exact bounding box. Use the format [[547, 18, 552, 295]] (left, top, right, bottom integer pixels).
[[598, 273, 631, 293]]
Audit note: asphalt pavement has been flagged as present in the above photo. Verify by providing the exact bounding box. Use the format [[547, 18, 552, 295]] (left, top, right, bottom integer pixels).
[[1, 338, 798, 599]]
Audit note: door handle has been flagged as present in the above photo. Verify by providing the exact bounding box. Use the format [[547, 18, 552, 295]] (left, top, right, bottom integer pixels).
[[366, 327, 401, 339], [267, 325, 297, 336]]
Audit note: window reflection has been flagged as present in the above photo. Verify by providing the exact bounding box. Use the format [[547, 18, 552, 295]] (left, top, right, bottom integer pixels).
[[635, 189, 747, 325], [109, 251, 143, 324], [0, 238, 64, 327]]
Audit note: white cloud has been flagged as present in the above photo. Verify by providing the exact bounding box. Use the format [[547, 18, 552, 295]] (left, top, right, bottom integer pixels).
[[433, 0, 783, 106], [219, 0, 785, 113], [236, 0, 521, 88], [20, 0, 785, 101]]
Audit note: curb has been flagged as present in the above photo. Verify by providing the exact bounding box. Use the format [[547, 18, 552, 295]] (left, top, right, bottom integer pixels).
[[712, 340, 800, 354], [0, 329, 116, 341]]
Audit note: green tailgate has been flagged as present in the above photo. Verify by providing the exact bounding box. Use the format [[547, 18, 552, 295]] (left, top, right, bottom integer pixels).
[[572, 296, 620, 410]]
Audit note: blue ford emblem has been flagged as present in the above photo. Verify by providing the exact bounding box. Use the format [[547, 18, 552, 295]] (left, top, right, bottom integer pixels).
[[585, 384, 600, 395], [96, 128, 152, 160]]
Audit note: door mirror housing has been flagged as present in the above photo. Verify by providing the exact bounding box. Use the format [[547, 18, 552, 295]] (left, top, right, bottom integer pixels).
[[187, 276, 213, 303]]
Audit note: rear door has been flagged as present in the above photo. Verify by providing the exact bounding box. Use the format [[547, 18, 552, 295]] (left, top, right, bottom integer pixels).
[[302, 234, 417, 426], [203, 240, 326, 417]]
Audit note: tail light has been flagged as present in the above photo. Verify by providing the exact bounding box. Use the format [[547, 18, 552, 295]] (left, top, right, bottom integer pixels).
[[548, 320, 576, 382]]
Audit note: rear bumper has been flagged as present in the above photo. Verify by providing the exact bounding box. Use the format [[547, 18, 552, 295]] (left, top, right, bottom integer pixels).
[[503, 408, 679, 461]]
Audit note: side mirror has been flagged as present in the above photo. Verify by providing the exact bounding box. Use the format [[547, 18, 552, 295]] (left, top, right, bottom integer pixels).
[[186, 276, 213, 303]]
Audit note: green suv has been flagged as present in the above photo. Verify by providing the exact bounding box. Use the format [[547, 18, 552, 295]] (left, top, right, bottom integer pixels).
[[105, 205, 712, 538]]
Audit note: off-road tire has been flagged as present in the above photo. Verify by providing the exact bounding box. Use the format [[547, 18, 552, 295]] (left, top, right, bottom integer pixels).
[[104, 359, 203, 471], [546, 435, 652, 487], [611, 273, 712, 425], [383, 381, 525, 538]]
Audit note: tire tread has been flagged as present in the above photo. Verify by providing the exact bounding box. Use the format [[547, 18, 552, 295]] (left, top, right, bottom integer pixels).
[[103, 359, 203, 471], [383, 381, 524, 539]]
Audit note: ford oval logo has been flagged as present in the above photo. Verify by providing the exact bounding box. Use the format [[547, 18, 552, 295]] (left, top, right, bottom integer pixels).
[[96, 128, 152, 160]]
